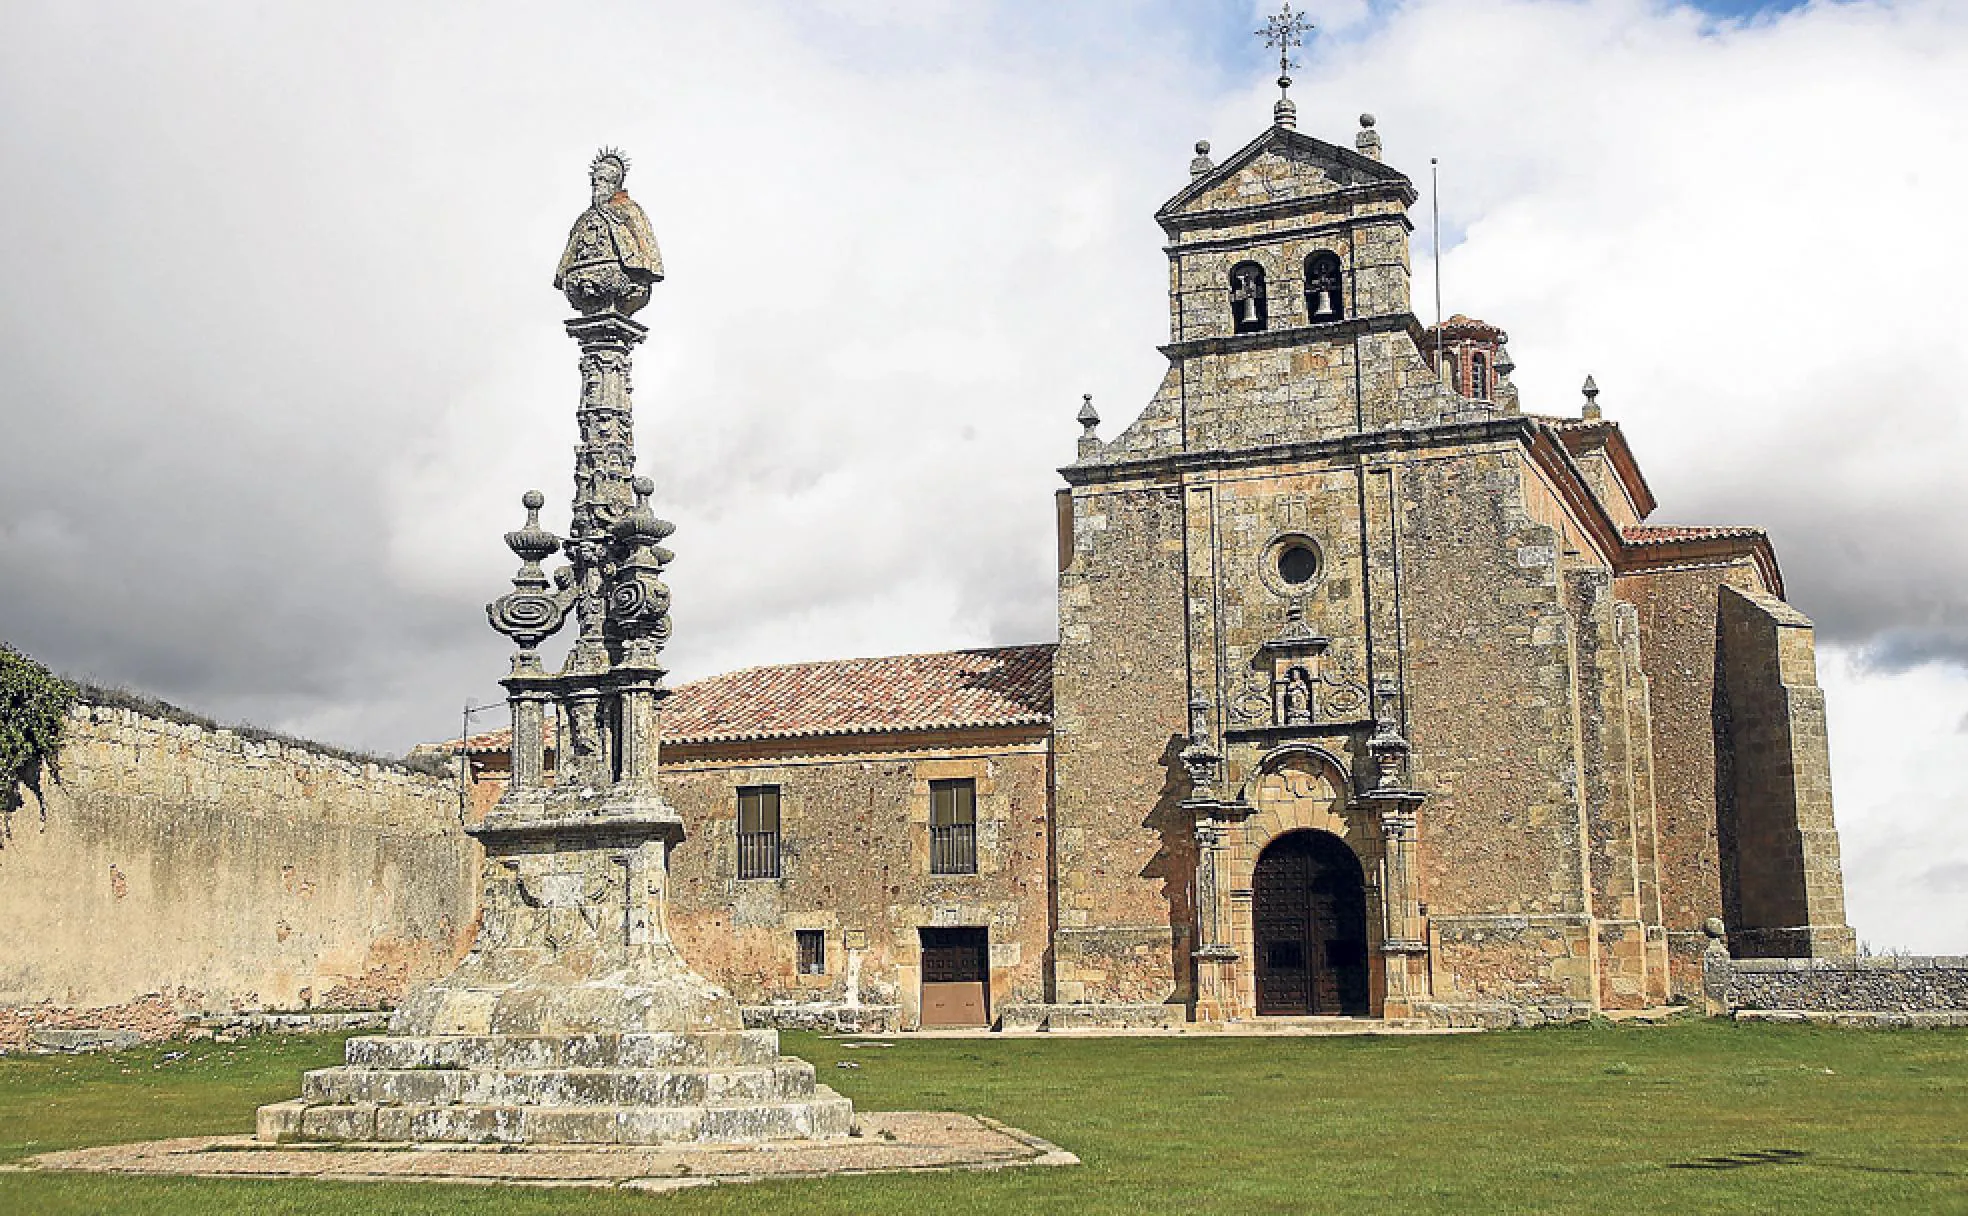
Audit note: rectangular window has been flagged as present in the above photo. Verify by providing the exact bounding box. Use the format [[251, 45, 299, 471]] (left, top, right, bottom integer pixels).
[[737, 786, 781, 880], [796, 929, 825, 976], [929, 778, 978, 875]]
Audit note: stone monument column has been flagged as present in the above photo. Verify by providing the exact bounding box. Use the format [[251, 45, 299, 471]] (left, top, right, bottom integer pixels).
[[258, 150, 851, 1146]]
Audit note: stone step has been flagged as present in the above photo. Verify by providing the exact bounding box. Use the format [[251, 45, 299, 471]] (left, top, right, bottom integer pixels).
[[343, 1030, 781, 1072], [301, 1059, 818, 1108], [258, 1086, 855, 1146]]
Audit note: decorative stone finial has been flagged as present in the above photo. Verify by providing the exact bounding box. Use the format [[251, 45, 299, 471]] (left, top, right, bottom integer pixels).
[[488, 491, 571, 655], [1581, 374, 1602, 421], [1355, 113, 1382, 161], [1190, 140, 1214, 178], [1076, 393, 1101, 460], [555, 148, 664, 316], [1495, 344, 1515, 378], [1179, 696, 1223, 799]]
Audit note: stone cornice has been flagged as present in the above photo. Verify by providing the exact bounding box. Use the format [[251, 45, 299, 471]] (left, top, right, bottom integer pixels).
[[1162, 208, 1414, 256], [1062, 414, 1536, 487], [1156, 312, 1427, 363]]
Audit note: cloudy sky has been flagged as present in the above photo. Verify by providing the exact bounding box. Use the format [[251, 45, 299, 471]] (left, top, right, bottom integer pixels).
[[1, 0, 1963, 950]]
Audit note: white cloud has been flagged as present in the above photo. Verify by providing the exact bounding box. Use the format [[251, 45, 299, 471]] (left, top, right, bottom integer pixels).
[[0, 0, 1964, 949]]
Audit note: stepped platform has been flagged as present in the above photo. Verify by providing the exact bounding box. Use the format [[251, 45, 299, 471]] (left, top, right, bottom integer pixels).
[[257, 1031, 852, 1146]]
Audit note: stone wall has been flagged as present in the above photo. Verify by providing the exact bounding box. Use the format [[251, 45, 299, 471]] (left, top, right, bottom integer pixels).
[[659, 730, 1054, 1029], [1706, 953, 1968, 1018], [1051, 480, 1192, 1006], [0, 703, 476, 1046]]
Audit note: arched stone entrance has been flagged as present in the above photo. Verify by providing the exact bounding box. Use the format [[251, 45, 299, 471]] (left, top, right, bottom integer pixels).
[[1252, 830, 1370, 1015]]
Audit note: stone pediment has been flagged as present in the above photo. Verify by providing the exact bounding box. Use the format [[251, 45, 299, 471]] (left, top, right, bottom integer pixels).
[[1157, 126, 1411, 227]]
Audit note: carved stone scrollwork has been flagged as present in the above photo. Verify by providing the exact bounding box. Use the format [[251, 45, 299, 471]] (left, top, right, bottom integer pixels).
[[1318, 649, 1369, 718], [487, 491, 574, 653]]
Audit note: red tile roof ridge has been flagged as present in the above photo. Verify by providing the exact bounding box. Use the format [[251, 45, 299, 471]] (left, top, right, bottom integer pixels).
[[437, 642, 1056, 754], [1622, 523, 1766, 545]]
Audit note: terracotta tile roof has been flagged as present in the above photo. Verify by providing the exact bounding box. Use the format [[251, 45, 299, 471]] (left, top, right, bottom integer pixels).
[[443, 644, 1055, 754], [1622, 524, 1766, 547]]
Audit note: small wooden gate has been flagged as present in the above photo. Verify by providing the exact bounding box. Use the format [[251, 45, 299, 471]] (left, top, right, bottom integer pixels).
[[919, 927, 990, 1027]]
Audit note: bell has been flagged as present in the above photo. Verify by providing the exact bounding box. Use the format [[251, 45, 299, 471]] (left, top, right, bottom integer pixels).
[[1311, 288, 1337, 319], [1239, 295, 1260, 326]]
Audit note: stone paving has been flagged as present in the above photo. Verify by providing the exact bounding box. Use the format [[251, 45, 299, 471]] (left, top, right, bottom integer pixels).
[[10, 1112, 1076, 1194]]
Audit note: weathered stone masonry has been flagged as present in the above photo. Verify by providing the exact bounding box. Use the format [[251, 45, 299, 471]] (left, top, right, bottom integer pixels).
[[0, 702, 473, 1046]]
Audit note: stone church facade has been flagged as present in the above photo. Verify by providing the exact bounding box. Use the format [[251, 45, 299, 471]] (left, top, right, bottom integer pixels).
[[459, 112, 1853, 1029]]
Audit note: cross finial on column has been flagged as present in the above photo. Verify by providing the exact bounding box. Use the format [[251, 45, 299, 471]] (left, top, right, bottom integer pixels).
[[1258, 3, 1315, 129]]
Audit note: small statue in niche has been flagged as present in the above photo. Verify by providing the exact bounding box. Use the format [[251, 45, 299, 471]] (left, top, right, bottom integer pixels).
[[1283, 666, 1314, 726], [555, 149, 664, 316]]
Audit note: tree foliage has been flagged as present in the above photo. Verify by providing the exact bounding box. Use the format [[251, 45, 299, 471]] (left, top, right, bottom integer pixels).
[[0, 643, 77, 814]]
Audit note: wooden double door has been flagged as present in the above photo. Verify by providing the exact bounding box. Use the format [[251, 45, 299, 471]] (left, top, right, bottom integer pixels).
[[1253, 830, 1370, 1016], [919, 927, 990, 1027]]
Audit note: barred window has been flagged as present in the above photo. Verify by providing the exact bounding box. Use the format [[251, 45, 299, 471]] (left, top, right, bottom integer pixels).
[[796, 929, 825, 976], [737, 786, 781, 880], [930, 778, 978, 875]]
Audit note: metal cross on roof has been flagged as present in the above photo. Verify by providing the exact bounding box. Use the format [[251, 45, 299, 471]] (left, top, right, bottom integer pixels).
[[1258, 2, 1315, 79]]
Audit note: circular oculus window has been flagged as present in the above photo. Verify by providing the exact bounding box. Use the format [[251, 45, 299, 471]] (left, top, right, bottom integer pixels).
[[1278, 544, 1320, 586], [1258, 532, 1325, 596]]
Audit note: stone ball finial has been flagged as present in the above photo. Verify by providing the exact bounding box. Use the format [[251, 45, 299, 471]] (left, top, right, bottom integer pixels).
[[522, 489, 546, 511], [632, 476, 655, 499], [1581, 374, 1603, 421], [1195, 140, 1211, 155], [1702, 917, 1726, 940], [1190, 140, 1215, 178], [1355, 112, 1384, 160]]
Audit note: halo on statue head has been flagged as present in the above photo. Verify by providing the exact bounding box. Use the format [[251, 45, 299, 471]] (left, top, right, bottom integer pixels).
[[590, 147, 630, 182]]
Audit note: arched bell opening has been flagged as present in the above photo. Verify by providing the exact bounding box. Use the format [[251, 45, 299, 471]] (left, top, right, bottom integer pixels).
[[1251, 829, 1371, 1016], [1229, 261, 1269, 333], [1304, 251, 1344, 323]]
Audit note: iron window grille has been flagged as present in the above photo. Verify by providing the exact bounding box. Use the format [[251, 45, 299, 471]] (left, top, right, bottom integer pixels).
[[796, 929, 825, 976], [929, 778, 978, 875], [737, 785, 781, 880]]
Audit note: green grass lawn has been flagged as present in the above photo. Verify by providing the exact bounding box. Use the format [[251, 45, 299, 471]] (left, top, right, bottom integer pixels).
[[0, 1019, 1964, 1214]]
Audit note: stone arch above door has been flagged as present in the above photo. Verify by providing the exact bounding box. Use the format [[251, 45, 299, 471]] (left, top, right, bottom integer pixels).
[[1245, 745, 1359, 852]]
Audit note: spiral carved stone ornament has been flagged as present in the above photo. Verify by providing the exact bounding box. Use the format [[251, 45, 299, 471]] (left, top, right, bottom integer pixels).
[[488, 490, 574, 649], [488, 592, 569, 650]]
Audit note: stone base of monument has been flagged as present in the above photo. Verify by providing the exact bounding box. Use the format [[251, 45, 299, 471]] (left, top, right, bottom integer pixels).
[[256, 1029, 851, 1145]]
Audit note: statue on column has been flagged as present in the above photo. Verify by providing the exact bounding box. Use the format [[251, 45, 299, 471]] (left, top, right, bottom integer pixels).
[[555, 148, 664, 316]]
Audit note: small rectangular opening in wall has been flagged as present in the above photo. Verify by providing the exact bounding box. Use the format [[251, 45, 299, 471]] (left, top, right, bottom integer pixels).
[[796, 929, 825, 976], [737, 786, 781, 880]]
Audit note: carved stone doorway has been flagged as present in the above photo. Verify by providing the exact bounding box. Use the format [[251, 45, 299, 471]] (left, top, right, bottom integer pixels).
[[1252, 830, 1370, 1016]]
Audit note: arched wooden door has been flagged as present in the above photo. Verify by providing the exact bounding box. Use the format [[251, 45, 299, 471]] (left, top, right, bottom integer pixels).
[[1252, 830, 1370, 1015]]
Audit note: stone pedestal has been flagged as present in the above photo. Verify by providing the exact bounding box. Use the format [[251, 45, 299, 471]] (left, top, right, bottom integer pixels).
[[257, 807, 853, 1145]]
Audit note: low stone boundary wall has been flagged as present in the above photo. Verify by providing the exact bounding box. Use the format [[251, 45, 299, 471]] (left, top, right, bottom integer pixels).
[[1706, 953, 1968, 1019], [1413, 1001, 1594, 1030], [741, 1003, 900, 1034], [6, 1008, 395, 1053], [996, 1003, 1180, 1032]]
